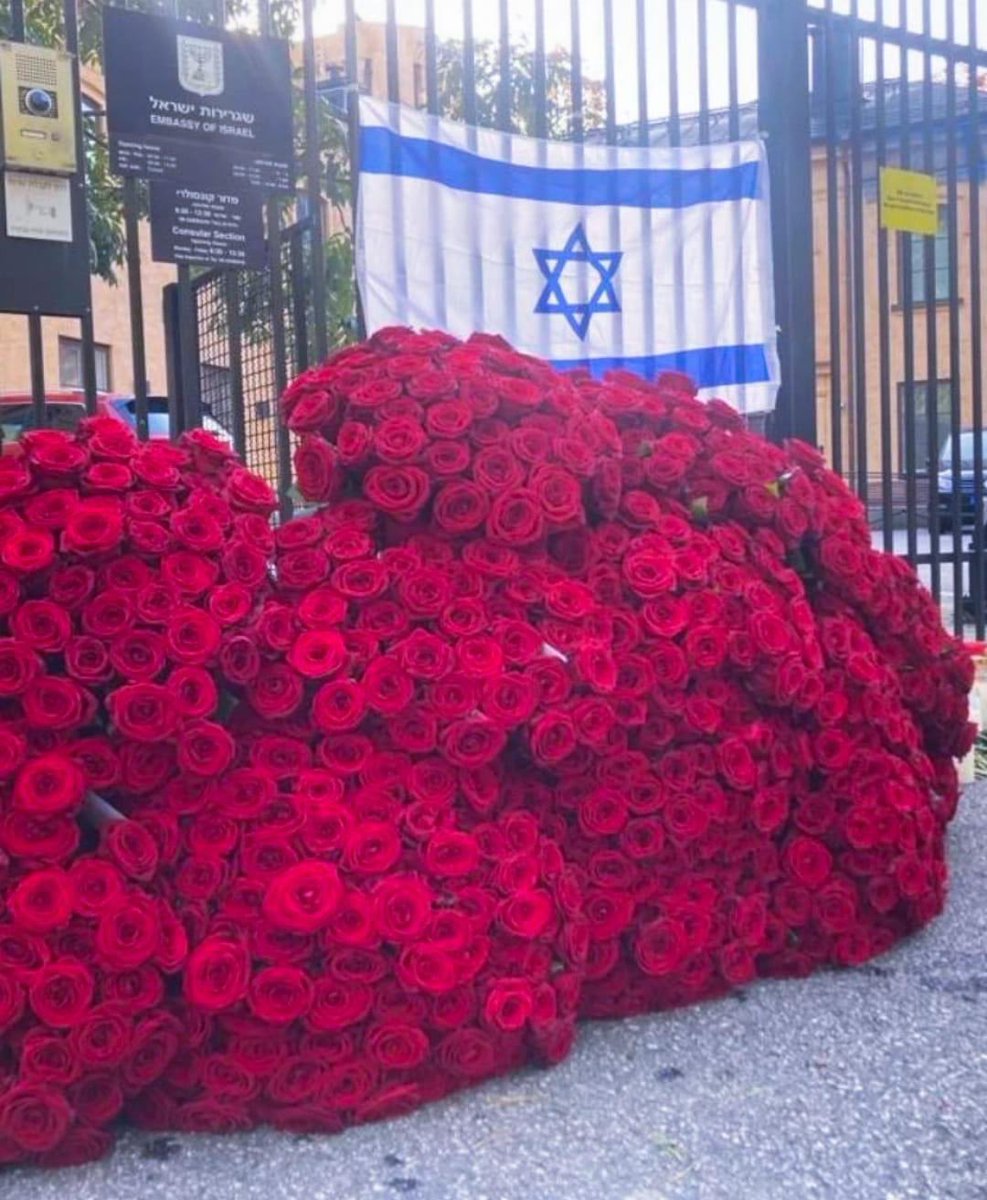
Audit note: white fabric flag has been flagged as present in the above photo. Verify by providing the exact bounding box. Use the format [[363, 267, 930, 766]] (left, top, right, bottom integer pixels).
[[356, 97, 779, 414]]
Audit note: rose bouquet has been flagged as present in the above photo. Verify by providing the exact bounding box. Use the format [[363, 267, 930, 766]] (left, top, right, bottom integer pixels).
[[0, 327, 972, 1167]]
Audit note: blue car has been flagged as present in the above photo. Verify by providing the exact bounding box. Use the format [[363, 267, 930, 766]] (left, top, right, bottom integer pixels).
[[937, 431, 987, 531]]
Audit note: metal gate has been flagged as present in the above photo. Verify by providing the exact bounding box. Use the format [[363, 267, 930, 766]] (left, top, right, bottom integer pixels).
[[807, 0, 987, 638], [5, 0, 987, 637]]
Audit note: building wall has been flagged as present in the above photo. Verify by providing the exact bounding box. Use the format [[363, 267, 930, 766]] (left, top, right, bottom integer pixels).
[[0, 66, 175, 398]]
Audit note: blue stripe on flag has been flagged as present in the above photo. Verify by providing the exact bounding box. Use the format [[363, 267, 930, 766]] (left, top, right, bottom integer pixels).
[[549, 344, 772, 390], [360, 125, 760, 209]]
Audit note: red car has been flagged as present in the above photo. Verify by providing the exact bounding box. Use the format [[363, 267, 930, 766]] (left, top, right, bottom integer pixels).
[[0, 391, 232, 453]]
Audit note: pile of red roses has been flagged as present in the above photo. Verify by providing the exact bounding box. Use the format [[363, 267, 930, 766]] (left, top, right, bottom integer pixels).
[[0, 328, 972, 1167]]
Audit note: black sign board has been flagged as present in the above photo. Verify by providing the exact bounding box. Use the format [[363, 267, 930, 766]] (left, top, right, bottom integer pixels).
[[150, 184, 265, 268], [103, 7, 294, 193]]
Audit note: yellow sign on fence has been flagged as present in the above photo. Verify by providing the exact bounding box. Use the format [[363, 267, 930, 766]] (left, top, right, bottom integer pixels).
[[879, 166, 939, 236]]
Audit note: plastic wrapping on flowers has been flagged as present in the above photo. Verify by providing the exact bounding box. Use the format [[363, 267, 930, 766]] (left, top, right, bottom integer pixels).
[[0, 328, 973, 1167]]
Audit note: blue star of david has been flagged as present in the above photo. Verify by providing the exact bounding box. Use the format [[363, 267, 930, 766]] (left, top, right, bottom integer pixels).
[[533, 223, 623, 340]]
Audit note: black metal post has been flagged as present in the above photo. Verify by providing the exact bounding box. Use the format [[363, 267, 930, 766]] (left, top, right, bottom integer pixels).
[[758, 0, 817, 445], [123, 178, 150, 440], [302, 0, 328, 362]]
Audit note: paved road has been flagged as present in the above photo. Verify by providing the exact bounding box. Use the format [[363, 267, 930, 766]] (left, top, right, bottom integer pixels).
[[8, 788, 986, 1200]]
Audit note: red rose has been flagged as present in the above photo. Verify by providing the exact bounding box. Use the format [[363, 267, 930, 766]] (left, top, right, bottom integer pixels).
[[227, 466, 277, 514], [307, 979, 374, 1030], [312, 678, 367, 732], [185, 935, 250, 1011], [0, 1084, 72, 1153], [288, 629, 346, 678], [108, 683, 180, 742], [28, 958, 95, 1027], [294, 434, 338, 502], [365, 1022, 430, 1069], [166, 607, 222, 664], [263, 861, 343, 932], [342, 821, 402, 875], [499, 888, 555, 939], [635, 917, 688, 976], [177, 720, 236, 778], [23, 675, 87, 730], [486, 488, 544, 546], [248, 967, 314, 1024], [484, 978, 534, 1031], [784, 836, 833, 889], [433, 481, 490, 535], [95, 895, 160, 968], [8, 867, 75, 932], [363, 465, 431, 519], [372, 874, 433, 941], [440, 718, 506, 768], [62, 500, 124, 556], [10, 599, 71, 651], [13, 752, 85, 815], [103, 820, 160, 882], [529, 711, 577, 765]]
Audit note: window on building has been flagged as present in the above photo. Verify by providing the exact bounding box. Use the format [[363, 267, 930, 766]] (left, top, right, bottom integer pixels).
[[362, 57, 373, 93], [413, 62, 425, 108], [898, 379, 953, 474], [902, 205, 952, 305], [58, 337, 110, 391]]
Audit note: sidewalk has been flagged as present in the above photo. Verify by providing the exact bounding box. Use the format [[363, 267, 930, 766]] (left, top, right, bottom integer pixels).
[[10, 788, 987, 1200]]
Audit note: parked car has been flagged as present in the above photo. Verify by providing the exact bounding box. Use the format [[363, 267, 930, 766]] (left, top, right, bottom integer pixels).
[[0, 391, 233, 453], [937, 431, 987, 531]]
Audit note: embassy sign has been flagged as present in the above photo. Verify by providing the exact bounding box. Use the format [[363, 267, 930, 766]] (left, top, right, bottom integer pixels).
[[103, 7, 293, 193]]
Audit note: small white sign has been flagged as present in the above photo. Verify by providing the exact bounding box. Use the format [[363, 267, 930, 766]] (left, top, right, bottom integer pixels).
[[4, 172, 73, 242]]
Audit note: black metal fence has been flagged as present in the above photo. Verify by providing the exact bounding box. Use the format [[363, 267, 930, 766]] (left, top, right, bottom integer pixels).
[[5, 0, 987, 636], [808, 0, 987, 637]]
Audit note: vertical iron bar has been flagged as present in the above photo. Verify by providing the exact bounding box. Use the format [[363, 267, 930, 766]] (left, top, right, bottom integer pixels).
[[177, 266, 200, 430], [698, 0, 710, 143], [848, 18, 868, 505], [570, 0, 583, 141], [635, 0, 647, 145], [290, 231, 310, 373], [969, 0, 984, 636], [944, 5, 962, 634], [28, 316, 45, 428], [224, 273, 247, 459], [344, 0, 366, 340], [64, 0, 97, 416], [302, 0, 328, 362], [425, 0, 438, 114], [667, 0, 681, 146], [727, 0, 739, 140], [123, 178, 150, 440], [533, 0, 547, 140], [634, 0, 656, 384], [498, 0, 511, 132], [259, 0, 292, 517], [758, 0, 817, 445], [875, 30, 894, 550], [603, 0, 616, 142], [385, 0, 399, 103], [11, 0, 41, 425], [922, 0, 941, 603], [899, 3, 918, 567], [462, 0, 477, 126], [823, 12, 844, 474]]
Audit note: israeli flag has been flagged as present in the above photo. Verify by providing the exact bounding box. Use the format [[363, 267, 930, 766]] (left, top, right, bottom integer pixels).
[[356, 97, 779, 414]]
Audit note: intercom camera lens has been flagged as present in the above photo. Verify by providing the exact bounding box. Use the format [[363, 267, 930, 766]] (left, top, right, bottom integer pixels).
[[24, 88, 55, 116]]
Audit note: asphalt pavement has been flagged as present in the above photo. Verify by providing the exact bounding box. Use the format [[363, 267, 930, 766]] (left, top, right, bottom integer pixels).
[[6, 786, 986, 1200]]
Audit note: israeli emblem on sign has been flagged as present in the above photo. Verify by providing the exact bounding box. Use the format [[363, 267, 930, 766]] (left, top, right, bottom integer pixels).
[[177, 34, 224, 97]]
